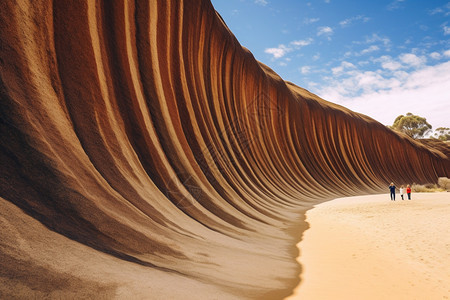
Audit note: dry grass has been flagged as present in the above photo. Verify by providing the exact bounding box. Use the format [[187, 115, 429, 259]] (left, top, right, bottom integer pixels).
[[438, 177, 450, 190], [411, 177, 450, 193], [412, 183, 445, 193]]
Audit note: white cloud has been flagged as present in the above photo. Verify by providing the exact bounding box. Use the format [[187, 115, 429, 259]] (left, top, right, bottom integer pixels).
[[443, 24, 450, 35], [300, 66, 311, 74], [342, 61, 357, 69], [378, 56, 403, 71], [340, 15, 370, 27], [264, 44, 291, 59], [361, 45, 380, 55], [308, 82, 319, 88], [430, 8, 444, 15], [429, 3, 450, 16], [343, 34, 392, 57], [344, 51, 353, 58], [317, 26, 333, 37], [344, 45, 381, 58], [339, 19, 351, 27], [304, 18, 320, 24], [358, 60, 370, 66], [430, 52, 441, 60], [331, 61, 356, 75], [315, 61, 450, 128], [264, 38, 314, 59], [291, 38, 313, 48], [382, 61, 402, 71], [365, 34, 391, 47], [387, 0, 406, 11], [399, 53, 426, 68], [444, 50, 450, 57], [376, 52, 429, 71], [254, 0, 268, 6]]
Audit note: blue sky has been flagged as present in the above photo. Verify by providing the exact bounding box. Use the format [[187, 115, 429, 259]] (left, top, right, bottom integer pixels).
[[211, 0, 450, 130]]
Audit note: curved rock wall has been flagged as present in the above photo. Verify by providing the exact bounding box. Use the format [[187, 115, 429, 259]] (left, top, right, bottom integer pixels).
[[1, 0, 448, 298]]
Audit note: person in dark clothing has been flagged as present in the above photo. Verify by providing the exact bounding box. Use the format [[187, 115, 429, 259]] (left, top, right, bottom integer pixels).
[[389, 182, 396, 201]]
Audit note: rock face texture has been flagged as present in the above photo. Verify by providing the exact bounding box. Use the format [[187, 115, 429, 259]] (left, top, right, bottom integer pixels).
[[0, 0, 448, 299]]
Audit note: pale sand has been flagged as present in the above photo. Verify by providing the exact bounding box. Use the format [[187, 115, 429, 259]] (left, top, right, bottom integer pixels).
[[287, 192, 450, 300], [0, 197, 236, 299]]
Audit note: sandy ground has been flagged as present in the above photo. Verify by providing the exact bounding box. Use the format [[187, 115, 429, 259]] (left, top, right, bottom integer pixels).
[[287, 192, 450, 300], [0, 197, 239, 300]]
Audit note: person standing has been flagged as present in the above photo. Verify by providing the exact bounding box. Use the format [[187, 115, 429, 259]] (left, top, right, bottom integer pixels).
[[406, 184, 412, 200], [389, 182, 396, 201], [400, 185, 405, 200]]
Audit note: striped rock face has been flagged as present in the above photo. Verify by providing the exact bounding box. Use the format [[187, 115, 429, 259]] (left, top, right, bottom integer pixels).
[[0, 0, 448, 298]]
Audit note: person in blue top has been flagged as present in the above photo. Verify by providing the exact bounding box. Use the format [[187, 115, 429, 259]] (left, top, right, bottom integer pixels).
[[389, 182, 396, 201]]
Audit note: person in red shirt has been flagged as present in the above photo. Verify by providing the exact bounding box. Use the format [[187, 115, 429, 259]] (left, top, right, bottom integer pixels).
[[406, 184, 412, 200]]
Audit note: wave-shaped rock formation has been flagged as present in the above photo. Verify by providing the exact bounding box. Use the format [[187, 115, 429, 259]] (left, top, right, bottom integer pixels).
[[1, 0, 449, 299]]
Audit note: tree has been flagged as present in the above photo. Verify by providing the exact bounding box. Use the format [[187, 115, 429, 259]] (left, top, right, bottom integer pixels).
[[392, 112, 432, 139], [434, 127, 450, 141]]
